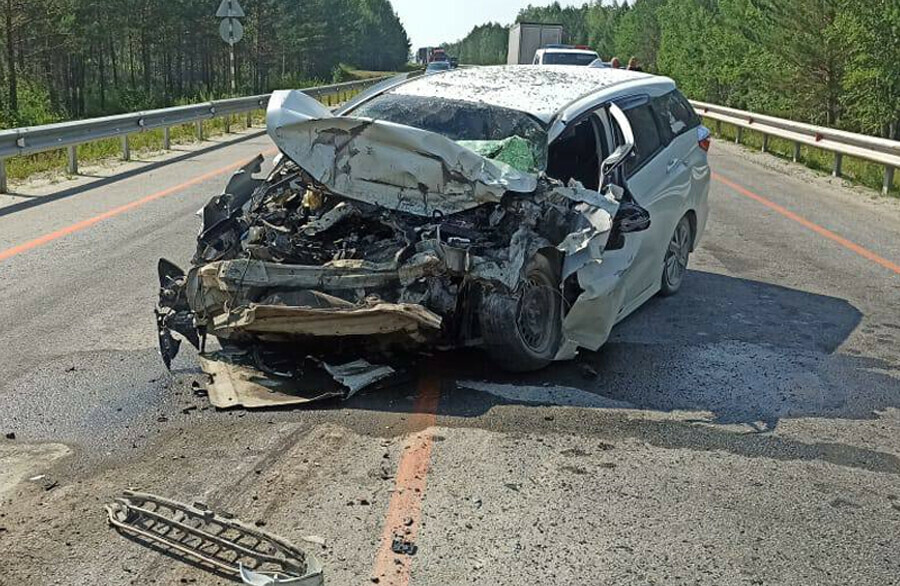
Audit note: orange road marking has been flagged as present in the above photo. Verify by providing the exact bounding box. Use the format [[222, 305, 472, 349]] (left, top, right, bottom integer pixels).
[[372, 369, 442, 586], [0, 148, 277, 263], [713, 172, 900, 276]]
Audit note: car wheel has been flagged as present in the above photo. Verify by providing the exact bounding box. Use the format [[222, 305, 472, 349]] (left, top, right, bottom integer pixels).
[[480, 255, 562, 372], [660, 215, 693, 296]]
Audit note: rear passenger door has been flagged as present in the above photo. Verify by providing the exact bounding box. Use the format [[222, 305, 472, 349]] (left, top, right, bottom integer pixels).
[[615, 95, 693, 307]]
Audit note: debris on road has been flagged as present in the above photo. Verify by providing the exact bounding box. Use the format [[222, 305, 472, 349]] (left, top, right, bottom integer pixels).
[[105, 491, 323, 585], [390, 534, 418, 556], [28, 474, 59, 491], [4, 432, 15, 440], [156, 87, 639, 403]]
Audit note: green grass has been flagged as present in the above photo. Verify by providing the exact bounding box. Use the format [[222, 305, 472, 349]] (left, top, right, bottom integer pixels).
[[703, 116, 899, 196], [4, 85, 371, 184]]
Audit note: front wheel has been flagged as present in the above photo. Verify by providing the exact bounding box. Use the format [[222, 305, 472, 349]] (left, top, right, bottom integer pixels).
[[660, 215, 693, 296], [480, 255, 562, 372]]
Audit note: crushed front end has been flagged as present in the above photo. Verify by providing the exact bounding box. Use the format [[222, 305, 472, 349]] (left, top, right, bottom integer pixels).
[[156, 90, 631, 406]]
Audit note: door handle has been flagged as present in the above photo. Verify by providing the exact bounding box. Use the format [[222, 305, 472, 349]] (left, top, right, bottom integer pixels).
[[666, 159, 681, 174]]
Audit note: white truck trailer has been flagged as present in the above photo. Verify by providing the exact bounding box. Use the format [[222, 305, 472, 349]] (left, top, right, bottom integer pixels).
[[507, 22, 564, 65]]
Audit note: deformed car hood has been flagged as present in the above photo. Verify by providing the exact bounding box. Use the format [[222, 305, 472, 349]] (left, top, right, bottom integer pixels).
[[266, 90, 538, 217]]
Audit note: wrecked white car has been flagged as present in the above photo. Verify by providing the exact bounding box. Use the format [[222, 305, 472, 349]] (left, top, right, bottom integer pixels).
[[156, 66, 710, 406]]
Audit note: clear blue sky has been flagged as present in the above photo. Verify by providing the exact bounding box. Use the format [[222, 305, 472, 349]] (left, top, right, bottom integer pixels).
[[391, 0, 588, 49]]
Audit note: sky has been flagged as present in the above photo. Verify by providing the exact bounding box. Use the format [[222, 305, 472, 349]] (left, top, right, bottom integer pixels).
[[390, 0, 588, 49]]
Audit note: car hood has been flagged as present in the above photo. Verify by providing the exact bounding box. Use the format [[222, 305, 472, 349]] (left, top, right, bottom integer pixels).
[[266, 90, 538, 217]]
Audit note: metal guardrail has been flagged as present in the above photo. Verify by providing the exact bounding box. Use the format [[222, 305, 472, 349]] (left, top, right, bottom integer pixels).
[[691, 100, 899, 195], [0, 77, 386, 193]]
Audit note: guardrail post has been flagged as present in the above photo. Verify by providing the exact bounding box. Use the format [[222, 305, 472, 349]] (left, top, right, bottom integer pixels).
[[715, 120, 721, 136], [67, 146, 78, 175], [0, 158, 7, 194], [121, 135, 131, 161], [761, 134, 769, 153], [793, 142, 801, 162], [735, 127, 743, 144], [195, 121, 204, 141], [832, 153, 843, 178], [163, 127, 171, 150], [246, 111, 253, 128], [884, 166, 895, 195], [224, 115, 231, 134]]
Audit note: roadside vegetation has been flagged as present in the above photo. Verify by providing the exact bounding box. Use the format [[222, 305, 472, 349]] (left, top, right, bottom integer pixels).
[[444, 0, 900, 193], [0, 0, 410, 129], [0, 0, 410, 183]]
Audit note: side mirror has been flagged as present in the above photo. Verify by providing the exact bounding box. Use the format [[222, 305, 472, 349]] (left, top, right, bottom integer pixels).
[[600, 103, 635, 188]]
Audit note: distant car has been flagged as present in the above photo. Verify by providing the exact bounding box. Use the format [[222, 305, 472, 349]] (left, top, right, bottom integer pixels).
[[534, 47, 600, 66], [425, 61, 452, 75], [449, 57, 459, 69]]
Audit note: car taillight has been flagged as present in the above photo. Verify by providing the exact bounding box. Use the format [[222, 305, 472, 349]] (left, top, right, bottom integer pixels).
[[698, 126, 711, 152]]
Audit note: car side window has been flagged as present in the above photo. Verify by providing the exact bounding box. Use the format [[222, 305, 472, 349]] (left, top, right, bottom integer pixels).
[[623, 105, 663, 176], [655, 90, 700, 139]]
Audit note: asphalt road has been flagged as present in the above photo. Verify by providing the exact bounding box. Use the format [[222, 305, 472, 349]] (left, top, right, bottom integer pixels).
[[0, 130, 899, 586]]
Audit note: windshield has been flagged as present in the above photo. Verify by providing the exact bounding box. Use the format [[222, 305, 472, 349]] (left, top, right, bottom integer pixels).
[[543, 52, 599, 66], [351, 94, 548, 171]]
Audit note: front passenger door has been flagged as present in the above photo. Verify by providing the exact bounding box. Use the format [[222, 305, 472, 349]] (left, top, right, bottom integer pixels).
[[616, 99, 692, 309]]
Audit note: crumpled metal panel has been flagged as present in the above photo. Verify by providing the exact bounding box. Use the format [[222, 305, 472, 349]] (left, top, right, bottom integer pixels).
[[211, 302, 442, 340], [267, 90, 537, 217], [199, 353, 399, 408]]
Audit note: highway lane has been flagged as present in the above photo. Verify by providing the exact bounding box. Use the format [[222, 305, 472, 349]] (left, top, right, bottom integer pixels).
[[0, 135, 899, 585]]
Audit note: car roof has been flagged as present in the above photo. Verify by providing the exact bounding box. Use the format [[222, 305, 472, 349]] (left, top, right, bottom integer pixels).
[[537, 48, 598, 55], [386, 65, 676, 124]]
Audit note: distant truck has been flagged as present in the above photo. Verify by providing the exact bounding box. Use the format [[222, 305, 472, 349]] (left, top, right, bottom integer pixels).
[[507, 22, 564, 65], [430, 48, 448, 62]]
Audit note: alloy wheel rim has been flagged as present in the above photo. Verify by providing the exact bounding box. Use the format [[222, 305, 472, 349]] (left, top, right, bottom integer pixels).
[[665, 221, 690, 286]]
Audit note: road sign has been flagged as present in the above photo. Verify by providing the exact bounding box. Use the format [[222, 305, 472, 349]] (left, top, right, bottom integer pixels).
[[219, 18, 244, 45], [216, 0, 245, 18]]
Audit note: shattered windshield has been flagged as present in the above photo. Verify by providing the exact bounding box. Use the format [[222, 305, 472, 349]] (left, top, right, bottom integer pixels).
[[350, 94, 548, 172]]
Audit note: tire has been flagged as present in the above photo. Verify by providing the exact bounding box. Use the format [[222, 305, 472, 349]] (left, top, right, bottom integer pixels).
[[479, 255, 563, 372], [660, 214, 693, 296]]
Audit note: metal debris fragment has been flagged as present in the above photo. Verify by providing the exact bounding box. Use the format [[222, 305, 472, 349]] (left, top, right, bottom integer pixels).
[[321, 359, 396, 397], [390, 534, 418, 556], [105, 491, 323, 585]]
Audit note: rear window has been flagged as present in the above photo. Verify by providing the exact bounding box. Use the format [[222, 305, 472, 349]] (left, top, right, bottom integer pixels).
[[541, 52, 599, 66], [623, 105, 663, 176], [655, 90, 701, 139]]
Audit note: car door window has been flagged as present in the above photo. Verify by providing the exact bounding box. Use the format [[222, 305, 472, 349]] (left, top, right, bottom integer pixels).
[[654, 90, 701, 140], [623, 105, 663, 177]]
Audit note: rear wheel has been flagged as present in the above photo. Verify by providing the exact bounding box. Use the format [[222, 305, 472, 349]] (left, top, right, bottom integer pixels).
[[480, 255, 562, 372], [660, 215, 693, 296]]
